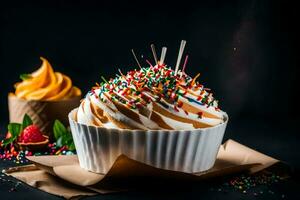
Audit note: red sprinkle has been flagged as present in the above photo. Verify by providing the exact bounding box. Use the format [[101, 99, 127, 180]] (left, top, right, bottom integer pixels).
[[177, 101, 183, 108], [174, 105, 179, 112], [197, 112, 203, 118], [184, 110, 189, 115]]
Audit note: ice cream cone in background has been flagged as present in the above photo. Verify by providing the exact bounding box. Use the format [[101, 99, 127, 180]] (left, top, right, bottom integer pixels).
[[8, 57, 81, 140]]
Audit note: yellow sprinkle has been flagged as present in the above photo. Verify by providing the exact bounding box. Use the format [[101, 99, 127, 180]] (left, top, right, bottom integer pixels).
[[55, 150, 62, 155], [191, 73, 200, 86]]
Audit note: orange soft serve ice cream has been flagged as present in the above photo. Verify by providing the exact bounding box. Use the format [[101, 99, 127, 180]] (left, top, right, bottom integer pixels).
[[14, 57, 81, 101]]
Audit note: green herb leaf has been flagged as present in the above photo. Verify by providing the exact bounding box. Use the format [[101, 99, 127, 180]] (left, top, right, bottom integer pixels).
[[53, 120, 67, 141], [22, 114, 33, 129], [8, 123, 22, 137], [68, 142, 76, 151], [2, 137, 16, 147], [56, 137, 63, 148], [64, 134, 73, 144], [20, 74, 32, 81], [2, 123, 22, 147], [53, 119, 76, 151], [61, 133, 74, 148]]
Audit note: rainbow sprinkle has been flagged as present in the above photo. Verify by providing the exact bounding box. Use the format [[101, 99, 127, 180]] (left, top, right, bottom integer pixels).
[[0, 142, 75, 164], [96, 64, 219, 111]]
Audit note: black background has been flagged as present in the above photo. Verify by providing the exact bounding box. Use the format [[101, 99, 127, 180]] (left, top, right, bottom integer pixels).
[[1, 0, 299, 121], [1, 0, 299, 158], [1, 0, 299, 151], [1, 0, 300, 199]]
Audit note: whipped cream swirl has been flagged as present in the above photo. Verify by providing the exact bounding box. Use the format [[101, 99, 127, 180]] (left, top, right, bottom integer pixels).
[[77, 64, 226, 130]]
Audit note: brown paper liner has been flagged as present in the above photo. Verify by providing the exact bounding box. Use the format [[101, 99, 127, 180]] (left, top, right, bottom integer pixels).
[[4, 139, 281, 199], [8, 93, 81, 140]]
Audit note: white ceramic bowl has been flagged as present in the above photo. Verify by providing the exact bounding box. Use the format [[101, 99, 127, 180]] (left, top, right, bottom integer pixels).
[[69, 108, 228, 174]]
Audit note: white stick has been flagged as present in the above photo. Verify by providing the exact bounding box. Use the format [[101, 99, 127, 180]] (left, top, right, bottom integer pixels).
[[151, 44, 158, 65], [160, 47, 167, 64], [118, 68, 125, 77], [131, 49, 142, 69], [175, 40, 186, 75]]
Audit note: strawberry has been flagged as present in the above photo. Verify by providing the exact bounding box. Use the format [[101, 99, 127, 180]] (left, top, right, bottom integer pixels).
[[18, 125, 47, 143]]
